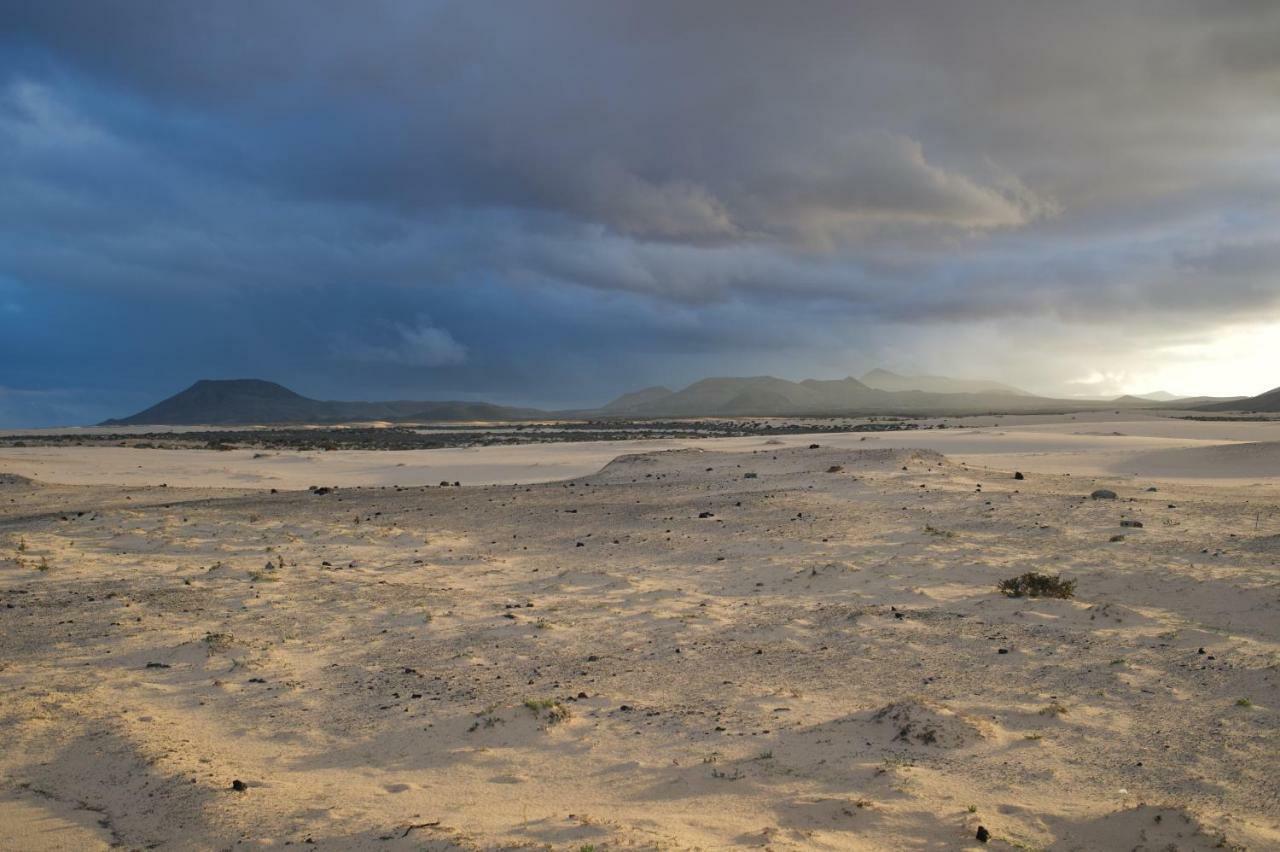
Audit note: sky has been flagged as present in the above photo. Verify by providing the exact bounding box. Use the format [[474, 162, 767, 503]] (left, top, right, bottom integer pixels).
[[1, 0, 1278, 426]]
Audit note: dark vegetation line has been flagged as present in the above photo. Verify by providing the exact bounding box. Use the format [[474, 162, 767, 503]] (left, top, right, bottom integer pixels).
[[0, 420, 933, 452]]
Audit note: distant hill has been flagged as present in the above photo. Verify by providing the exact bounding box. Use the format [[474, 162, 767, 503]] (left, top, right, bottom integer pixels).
[[598, 375, 1168, 418], [645, 376, 838, 417], [600, 386, 674, 414], [860, 368, 1030, 396], [1196, 386, 1280, 413], [1133, 390, 1182, 402], [101, 379, 542, 425], [104, 376, 1256, 426], [1113, 394, 1182, 406]]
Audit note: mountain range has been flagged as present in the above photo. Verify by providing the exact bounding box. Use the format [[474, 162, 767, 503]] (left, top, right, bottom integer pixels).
[[99, 373, 1261, 426], [859, 368, 1031, 396], [1197, 385, 1280, 413]]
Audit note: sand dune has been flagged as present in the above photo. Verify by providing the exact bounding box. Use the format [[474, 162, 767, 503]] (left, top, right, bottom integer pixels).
[[1113, 440, 1280, 479], [2, 415, 1277, 492], [2, 438, 1277, 849]]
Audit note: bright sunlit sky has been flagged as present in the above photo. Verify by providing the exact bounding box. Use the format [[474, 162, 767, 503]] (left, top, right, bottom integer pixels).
[[1063, 321, 1280, 400], [1, 1, 1278, 426]]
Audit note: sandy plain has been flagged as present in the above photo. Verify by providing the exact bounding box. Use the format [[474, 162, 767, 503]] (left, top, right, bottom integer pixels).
[[1, 411, 1277, 850]]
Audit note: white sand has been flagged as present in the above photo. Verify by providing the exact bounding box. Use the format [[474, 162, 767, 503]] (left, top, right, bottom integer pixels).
[[2, 415, 1277, 491], [2, 416, 1278, 849]]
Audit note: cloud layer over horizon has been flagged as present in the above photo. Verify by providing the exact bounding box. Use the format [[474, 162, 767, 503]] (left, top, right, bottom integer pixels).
[[2, 0, 1278, 425]]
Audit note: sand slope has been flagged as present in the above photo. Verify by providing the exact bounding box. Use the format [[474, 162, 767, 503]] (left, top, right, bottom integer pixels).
[[2, 414, 1277, 491]]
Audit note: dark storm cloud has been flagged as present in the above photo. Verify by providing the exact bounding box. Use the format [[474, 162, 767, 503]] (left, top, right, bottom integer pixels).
[[1, 1, 1278, 424]]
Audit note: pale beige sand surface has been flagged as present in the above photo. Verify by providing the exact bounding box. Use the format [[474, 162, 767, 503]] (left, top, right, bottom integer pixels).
[[0, 791, 113, 851], [2, 442, 1278, 849], [2, 414, 1277, 491]]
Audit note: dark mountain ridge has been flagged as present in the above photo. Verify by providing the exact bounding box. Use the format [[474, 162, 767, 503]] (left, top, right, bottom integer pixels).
[[101, 379, 542, 425], [1196, 385, 1280, 413], [103, 376, 1259, 426]]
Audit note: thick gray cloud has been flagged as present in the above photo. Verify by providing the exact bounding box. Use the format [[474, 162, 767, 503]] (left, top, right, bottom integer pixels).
[[334, 316, 468, 367], [1, 0, 1278, 425]]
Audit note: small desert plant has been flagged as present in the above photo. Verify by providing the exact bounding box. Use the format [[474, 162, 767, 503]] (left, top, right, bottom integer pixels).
[[36, 556, 50, 572], [1236, 698, 1252, 708], [924, 525, 954, 538], [1038, 702, 1069, 716], [203, 632, 235, 652], [467, 704, 503, 732], [998, 572, 1075, 599], [524, 697, 557, 712], [523, 697, 570, 725]]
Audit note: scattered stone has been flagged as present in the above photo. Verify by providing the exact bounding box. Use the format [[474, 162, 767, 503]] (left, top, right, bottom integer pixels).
[[312, 487, 331, 496], [826, 465, 844, 473], [145, 662, 171, 669], [976, 825, 990, 843], [1110, 534, 1126, 542], [1120, 520, 1143, 528], [743, 472, 758, 479], [231, 779, 247, 792], [1090, 489, 1117, 499], [698, 511, 715, 518], [871, 699, 988, 748], [808, 443, 821, 449], [1013, 471, 1024, 480]]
